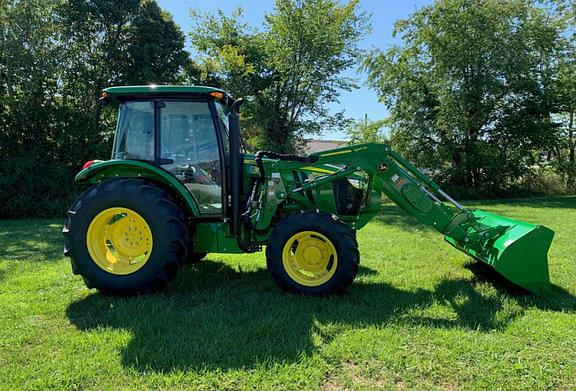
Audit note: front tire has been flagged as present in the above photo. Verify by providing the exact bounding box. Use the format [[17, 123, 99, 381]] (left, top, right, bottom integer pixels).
[[63, 179, 189, 294], [266, 210, 359, 295]]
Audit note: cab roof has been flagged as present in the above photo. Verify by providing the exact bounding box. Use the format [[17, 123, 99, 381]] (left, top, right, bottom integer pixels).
[[102, 85, 231, 103]]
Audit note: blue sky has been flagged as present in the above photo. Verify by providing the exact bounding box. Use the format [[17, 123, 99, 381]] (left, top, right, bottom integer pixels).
[[155, 0, 434, 139]]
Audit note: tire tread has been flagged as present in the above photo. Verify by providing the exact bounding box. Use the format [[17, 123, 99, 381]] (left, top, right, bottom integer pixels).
[[266, 210, 359, 295], [63, 179, 189, 295]]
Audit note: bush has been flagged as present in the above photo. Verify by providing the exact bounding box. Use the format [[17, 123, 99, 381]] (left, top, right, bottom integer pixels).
[[0, 152, 80, 219], [516, 166, 569, 197]]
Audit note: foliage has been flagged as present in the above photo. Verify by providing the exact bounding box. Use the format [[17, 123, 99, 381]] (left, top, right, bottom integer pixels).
[[344, 115, 389, 144], [549, 2, 576, 190], [188, 0, 370, 153], [363, 0, 564, 197], [1, 199, 576, 389], [0, 0, 86, 218], [518, 164, 568, 196], [551, 56, 576, 190], [0, 0, 188, 218], [62, 0, 189, 88]]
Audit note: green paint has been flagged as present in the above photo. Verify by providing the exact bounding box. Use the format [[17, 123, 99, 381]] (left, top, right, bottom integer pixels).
[[75, 160, 201, 216], [445, 211, 554, 295], [193, 222, 243, 253]]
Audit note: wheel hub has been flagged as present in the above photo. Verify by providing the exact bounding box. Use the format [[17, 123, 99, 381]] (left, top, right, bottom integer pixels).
[[302, 246, 322, 265], [87, 207, 153, 275], [282, 231, 338, 286], [107, 219, 147, 258]]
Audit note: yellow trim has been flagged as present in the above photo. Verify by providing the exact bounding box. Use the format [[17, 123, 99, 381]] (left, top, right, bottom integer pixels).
[[86, 207, 153, 275], [282, 231, 338, 286], [320, 150, 352, 157], [299, 166, 336, 174]]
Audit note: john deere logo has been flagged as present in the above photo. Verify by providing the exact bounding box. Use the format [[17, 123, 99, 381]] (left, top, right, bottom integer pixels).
[[378, 162, 389, 172]]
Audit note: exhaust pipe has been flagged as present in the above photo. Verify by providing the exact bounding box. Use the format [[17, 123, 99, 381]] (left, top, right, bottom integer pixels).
[[229, 98, 244, 236]]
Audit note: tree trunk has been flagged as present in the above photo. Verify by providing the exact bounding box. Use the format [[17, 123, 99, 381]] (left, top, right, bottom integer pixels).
[[567, 111, 575, 189]]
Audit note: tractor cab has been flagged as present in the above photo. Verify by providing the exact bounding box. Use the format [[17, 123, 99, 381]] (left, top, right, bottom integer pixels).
[[101, 86, 234, 216]]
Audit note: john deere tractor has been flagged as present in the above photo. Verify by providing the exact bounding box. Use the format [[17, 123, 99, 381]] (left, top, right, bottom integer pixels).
[[63, 85, 555, 295]]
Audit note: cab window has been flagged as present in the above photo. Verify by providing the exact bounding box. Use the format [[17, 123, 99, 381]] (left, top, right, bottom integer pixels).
[[112, 101, 154, 161]]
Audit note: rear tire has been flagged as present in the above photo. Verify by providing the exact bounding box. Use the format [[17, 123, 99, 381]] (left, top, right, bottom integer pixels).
[[63, 179, 189, 294], [266, 210, 359, 295]]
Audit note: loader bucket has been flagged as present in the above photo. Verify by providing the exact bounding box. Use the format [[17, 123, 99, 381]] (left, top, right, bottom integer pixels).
[[445, 210, 554, 295]]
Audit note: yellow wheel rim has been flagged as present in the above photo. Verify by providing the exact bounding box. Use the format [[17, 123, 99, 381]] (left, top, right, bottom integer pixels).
[[282, 231, 338, 287], [86, 207, 153, 275]]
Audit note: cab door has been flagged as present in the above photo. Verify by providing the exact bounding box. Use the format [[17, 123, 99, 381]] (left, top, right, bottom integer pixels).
[[158, 101, 224, 216]]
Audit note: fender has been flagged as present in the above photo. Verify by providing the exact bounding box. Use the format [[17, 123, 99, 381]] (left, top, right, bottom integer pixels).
[[75, 160, 201, 217]]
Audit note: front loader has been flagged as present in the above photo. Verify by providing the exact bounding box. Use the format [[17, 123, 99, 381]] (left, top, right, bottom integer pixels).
[[63, 85, 555, 296]]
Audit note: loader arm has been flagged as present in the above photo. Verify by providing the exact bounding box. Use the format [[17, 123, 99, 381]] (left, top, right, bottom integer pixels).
[[307, 143, 490, 243], [255, 143, 554, 295]]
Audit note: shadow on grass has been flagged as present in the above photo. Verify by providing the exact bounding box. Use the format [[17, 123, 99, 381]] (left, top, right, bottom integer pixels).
[[464, 260, 576, 310], [66, 259, 576, 373], [0, 219, 64, 262], [370, 204, 431, 231]]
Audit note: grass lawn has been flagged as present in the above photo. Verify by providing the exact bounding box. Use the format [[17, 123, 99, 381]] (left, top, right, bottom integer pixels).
[[1, 197, 575, 390]]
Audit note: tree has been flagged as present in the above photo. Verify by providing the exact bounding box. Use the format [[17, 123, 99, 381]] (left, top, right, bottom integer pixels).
[[551, 48, 576, 190], [345, 115, 389, 144], [60, 0, 189, 117], [189, 0, 370, 153], [362, 0, 562, 196], [549, 1, 576, 190], [0, 0, 189, 218], [0, 0, 75, 217], [121, 1, 190, 85]]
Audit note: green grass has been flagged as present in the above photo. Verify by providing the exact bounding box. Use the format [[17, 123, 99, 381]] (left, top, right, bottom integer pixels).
[[1, 197, 575, 390]]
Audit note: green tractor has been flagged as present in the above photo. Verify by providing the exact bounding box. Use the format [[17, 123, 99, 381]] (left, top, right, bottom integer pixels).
[[63, 85, 555, 296]]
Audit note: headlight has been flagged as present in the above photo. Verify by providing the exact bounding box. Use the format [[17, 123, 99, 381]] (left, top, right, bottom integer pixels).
[[346, 178, 364, 189]]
